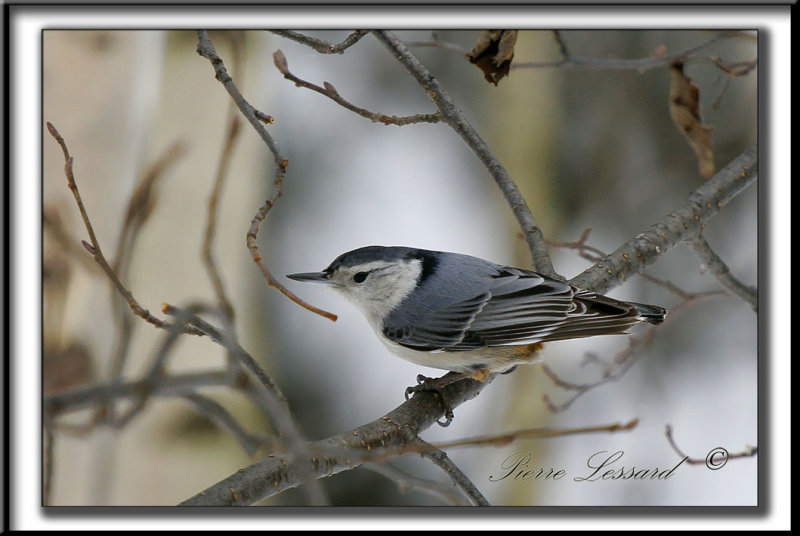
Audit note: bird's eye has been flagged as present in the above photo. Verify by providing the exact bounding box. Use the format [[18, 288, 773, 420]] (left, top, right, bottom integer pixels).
[[353, 271, 368, 283]]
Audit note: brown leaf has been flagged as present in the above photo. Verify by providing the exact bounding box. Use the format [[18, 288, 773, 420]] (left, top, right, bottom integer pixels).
[[669, 61, 715, 177], [467, 30, 518, 86]]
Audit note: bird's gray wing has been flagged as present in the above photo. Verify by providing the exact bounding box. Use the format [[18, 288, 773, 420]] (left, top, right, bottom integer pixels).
[[449, 268, 579, 348], [383, 266, 579, 351], [383, 264, 645, 351], [382, 291, 491, 350]]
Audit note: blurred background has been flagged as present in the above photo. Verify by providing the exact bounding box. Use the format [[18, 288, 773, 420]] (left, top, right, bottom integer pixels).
[[42, 29, 757, 506]]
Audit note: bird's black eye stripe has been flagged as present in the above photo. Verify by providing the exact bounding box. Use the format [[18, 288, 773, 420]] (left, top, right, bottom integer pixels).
[[353, 271, 368, 283]]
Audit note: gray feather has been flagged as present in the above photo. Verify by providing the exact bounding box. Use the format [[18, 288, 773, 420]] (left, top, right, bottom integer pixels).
[[381, 250, 663, 351]]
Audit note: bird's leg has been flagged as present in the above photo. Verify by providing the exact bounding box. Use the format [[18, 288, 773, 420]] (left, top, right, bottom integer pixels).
[[404, 368, 492, 427]]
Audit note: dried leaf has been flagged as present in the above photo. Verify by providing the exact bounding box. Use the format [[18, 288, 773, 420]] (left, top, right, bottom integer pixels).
[[669, 61, 715, 177], [467, 30, 518, 86]]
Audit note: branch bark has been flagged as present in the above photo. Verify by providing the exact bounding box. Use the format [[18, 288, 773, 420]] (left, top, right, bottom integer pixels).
[[569, 145, 757, 293], [685, 234, 757, 311], [180, 375, 489, 505], [372, 30, 559, 279], [179, 143, 756, 506]]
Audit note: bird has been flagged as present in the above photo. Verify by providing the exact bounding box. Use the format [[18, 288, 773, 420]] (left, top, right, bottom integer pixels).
[[288, 245, 666, 423], [288, 245, 666, 373]]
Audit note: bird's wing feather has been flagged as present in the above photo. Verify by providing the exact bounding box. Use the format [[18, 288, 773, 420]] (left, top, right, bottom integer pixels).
[[382, 291, 490, 349], [383, 266, 583, 351], [383, 262, 647, 351]]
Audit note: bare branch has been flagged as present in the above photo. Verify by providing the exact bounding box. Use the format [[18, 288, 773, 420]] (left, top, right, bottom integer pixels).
[[202, 114, 242, 322], [113, 140, 186, 276], [180, 366, 637, 507], [414, 438, 489, 506], [162, 303, 330, 505], [569, 145, 757, 294], [551, 30, 570, 60], [180, 392, 273, 456], [161, 304, 289, 416], [665, 424, 757, 465], [178, 110, 756, 508], [45, 122, 201, 335], [106, 140, 187, 422], [362, 461, 470, 506], [180, 374, 493, 506], [513, 33, 744, 74], [272, 49, 442, 126], [685, 234, 757, 311], [270, 30, 369, 54], [372, 30, 559, 279], [543, 289, 727, 412], [44, 369, 231, 417], [405, 31, 468, 54], [195, 30, 337, 322]]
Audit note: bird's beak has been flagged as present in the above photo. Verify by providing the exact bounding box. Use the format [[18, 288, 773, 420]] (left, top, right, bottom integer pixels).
[[287, 271, 336, 285]]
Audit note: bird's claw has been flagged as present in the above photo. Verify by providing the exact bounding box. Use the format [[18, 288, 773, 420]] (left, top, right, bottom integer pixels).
[[404, 374, 456, 427]]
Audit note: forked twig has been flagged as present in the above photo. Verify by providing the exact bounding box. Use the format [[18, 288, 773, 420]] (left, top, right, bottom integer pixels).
[[273, 49, 442, 126], [45, 122, 200, 335], [195, 30, 337, 322]]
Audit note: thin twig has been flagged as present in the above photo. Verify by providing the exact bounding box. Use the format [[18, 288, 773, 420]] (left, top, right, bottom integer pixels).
[[44, 369, 231, 417], [542, 289, 727, 412], [429, 418, 639, 451], [552, 30, 570, 60], [46, 122, 201, 335], [272, 49, 442, 126], [372, 30, 559, 279], [43, 205, 99, 273], [665, 424, 757, 465], [112, 140, 187, 277], [181, 392, 274, 456], [405, 31, 469, 54], [181, 395, 638, 507], [203, 114, 242, 322], [202, 32, 245, 326], [414, 438, 489, 506], [513, 33, 741, 74], [569, 145, 757, 294], [108, 307, 189, 429], [196, 30, 337, 322], [106, 140, 187, 423], [162, 303, 289, 412], [270, 30, 369, 54], [685, 234, 757, 311], [547, 228, 727, 303], [362, 461, 470, 506], [162, 303, 330, 506]]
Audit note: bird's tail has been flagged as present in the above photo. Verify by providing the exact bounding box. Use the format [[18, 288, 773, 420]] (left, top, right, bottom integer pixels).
[[628, 302, 667, 324]]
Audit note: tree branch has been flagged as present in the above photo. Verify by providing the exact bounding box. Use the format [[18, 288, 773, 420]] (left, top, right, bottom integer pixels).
[[685, 234, 757, 311], [180, 375, 491, 505], [569, 145, 757, 294], [362, 460, 470, 506], [272, 49, 442, 126], [45, 122, 202, 335], [195, 30, 338, 323], [371, 30, 559, 279], [664, 424, 757, 465], [414, 438, 489, 506], [179, 36, 756, 507], [269, 30, 369, 54]]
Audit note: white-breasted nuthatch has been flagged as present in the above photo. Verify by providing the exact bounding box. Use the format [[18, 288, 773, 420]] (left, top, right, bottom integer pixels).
[[288, 245, 666, 381]]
